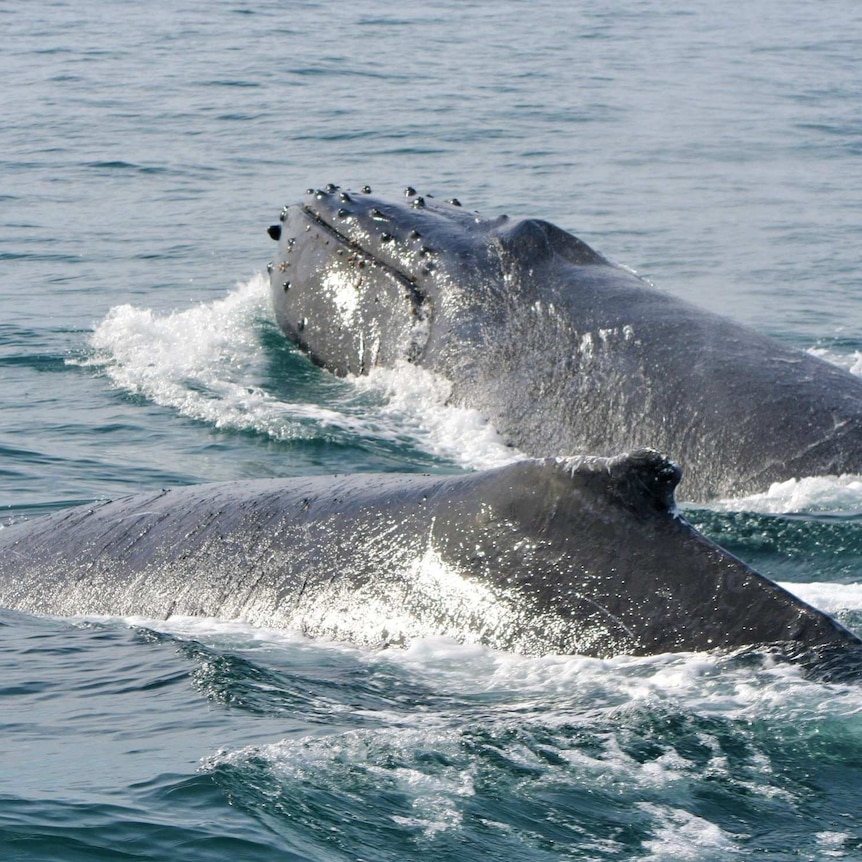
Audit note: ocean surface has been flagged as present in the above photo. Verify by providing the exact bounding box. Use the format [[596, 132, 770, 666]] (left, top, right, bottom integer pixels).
[[2, 1, 862, 859]]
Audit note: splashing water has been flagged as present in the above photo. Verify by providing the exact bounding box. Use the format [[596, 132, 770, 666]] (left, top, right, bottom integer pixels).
[[81, 276, 519, 471]]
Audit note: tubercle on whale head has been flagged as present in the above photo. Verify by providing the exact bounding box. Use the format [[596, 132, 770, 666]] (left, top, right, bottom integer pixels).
[[277, 186, 607, 285], [291, 185, 506, 279]]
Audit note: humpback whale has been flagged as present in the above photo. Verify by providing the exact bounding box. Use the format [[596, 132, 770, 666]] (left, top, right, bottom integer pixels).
[[267, 186, 862, 501], [0, 452, 856, 657]]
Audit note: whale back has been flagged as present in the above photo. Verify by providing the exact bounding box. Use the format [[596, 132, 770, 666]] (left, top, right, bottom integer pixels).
[[268, 188, 862, 501], [0, 454, 856, 657]]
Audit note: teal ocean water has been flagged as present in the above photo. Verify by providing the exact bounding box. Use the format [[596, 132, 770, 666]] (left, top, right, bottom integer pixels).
[[2, 1, 862, 858]]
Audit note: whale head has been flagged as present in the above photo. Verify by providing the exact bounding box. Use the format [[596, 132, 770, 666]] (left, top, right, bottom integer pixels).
[[267, 185, 605, 375]]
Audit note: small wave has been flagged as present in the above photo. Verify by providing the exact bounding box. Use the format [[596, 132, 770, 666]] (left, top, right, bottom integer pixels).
[[808, 346, 862, 377], [778, 581, 862, 616], [80, 275, 404, 444], [711, 474, 862, 515], [83, 606, 862, 703], [196, 624, 862, 860], [638, 803, 740, 861], [80, 276, 518, 470], [74, 613, 313, 646], [80, 273, 313, 435], [353, 363, 521, 470]]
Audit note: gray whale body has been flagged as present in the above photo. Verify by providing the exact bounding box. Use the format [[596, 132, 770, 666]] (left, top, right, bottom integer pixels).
[[0, 452, 856, 657], [268, 186, 862, 501]]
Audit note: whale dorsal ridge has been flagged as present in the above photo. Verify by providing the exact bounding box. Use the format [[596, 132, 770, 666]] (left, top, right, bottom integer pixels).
[[557, 449, 682, 516]]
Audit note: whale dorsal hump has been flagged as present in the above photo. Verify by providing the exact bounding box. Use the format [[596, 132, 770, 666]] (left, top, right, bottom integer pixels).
[[497, 218, 607, 267], [558, 449, 682, 516]]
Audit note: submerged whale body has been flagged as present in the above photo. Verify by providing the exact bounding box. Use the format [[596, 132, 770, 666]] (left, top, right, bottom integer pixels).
[[0, 452, 856, 657], [267, 186, 862, 501]]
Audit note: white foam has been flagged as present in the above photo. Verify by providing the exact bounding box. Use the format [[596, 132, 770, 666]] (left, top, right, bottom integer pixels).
[[127, 610, 862, 847], [77, 586, 862, 702], [197, 629, 862, 857], [815, 831, 853, 857], [353, 362, 522, 470], [74, 612, 718, 697], [777, 581, 862, 615], [79, 276, 518, 470], [711, 473, 862, 515], [809, 346, 862, 378], [637, 803, 740, 860], [203, 725, 474, 839], [81, 273, 330, 440]]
